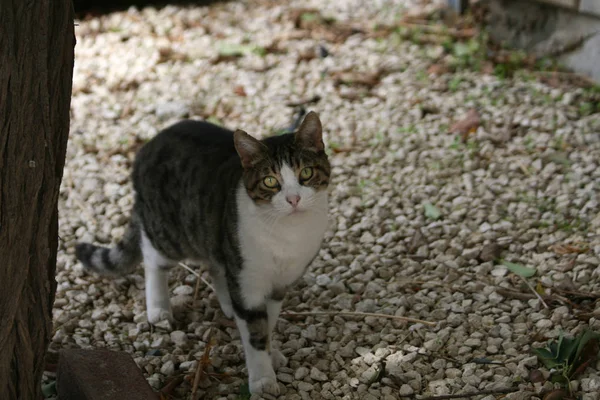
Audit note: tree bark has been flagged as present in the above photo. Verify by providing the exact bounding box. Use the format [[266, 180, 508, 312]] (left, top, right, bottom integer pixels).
[[0, 1, 75, 399]]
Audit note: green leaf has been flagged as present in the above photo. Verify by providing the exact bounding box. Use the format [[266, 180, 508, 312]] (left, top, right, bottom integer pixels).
[[570, 329, 600, 377], [237, 383, 252, 400], [206, 116, 223, 127], [500, 260, 536, 278], [423, 202, 441, 220], [41, 381, 57, 398], [557, 335, 579, 366], [301, 12, 319, 22], [532, 347, 563, 369]]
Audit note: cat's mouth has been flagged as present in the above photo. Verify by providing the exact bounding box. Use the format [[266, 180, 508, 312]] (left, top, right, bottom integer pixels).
[[288, 207, 305, 215]]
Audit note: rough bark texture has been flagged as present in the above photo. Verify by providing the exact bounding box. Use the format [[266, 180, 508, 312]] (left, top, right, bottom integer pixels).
[[0, 0, 75, 399]]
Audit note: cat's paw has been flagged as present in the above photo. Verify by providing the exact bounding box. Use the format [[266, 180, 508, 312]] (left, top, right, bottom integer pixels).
[[249, 376, 280, 396], [271, 348, 288, 370], [147, 308, 174, 325]]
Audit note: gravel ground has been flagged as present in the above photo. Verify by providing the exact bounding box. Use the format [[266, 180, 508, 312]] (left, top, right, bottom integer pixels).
[[52, 0, 600, 399]]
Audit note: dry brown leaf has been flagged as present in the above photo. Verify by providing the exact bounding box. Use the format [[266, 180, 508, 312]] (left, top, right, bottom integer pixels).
[[542, 389, 569, 400], [297, 49, 317, 63], [481, 61, 495, 75], [210, 53, 242, 65], [478, 242, 502, 262], [549, 243, 589, 255], [233, 85, 247, 97], [157, 47, 188, 64], [427, 63, 449, 75], [449, 108, 481, 140], [332, 70, 382, 88]]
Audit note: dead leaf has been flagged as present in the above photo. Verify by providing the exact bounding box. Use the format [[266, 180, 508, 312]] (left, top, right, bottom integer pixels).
[[427, 63, 449, 75], [332, 70, 383, 88], [210, 53, 242, 65], [478, 243, 503, 262], [481, 61, 495, 75], [157, 47, 188, 64], [542, 389, 569, 400], [529, 369, 545, 384], [549, 243, 589, 255], [450, 109, 481, 140], [233, 85, 247, 97], [297, 49, 317, 63]]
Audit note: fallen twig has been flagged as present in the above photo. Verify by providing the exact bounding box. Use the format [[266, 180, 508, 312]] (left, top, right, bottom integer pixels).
[[160, 374, 185, 397], [518, 274, 549, 309], [192, 334, 217, 400], [285, 95, 322, 107], [281, 311, 436, 326], [412, 387, 518, 400], [178, 262, 215, 292]]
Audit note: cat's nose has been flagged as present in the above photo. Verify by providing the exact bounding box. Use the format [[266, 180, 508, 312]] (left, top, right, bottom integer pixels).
[[286, 194, 301, 207]]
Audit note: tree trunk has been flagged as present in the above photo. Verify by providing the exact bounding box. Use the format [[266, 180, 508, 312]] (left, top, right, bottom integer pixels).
[[0, 0, 75, 399]]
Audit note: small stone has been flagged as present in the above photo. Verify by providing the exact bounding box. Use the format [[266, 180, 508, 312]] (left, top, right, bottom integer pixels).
[[581, 377, 600, 391], [155, 101, 189, 120], [173, 285, 194, 296], [535, 319, 553, 329], [464, 338, 481, 347], [316, 274, 332, 287], [359, 364, 381, 384], [298, 382, 314, 392], [170, 331, 188, 348], [277, 373, 294, 383], [360, 232, 375, 243], [295, 366, 309, 380], [160, 360, 175, 376], [310, 367, 328, 382], [463, 248, 480, 260], [91, 309, 108, 321], [399, 384, 414, 396]]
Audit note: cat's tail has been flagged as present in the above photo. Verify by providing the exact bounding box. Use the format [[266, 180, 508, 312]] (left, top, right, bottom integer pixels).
[[75, 215, 142, 276]]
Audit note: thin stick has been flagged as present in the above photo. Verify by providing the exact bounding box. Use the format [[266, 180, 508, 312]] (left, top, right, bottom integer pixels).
[[178, 262, 215, 292], [413, 387, 518, 400], [518, 274, 549, 309], [281, 311, 436, 327]]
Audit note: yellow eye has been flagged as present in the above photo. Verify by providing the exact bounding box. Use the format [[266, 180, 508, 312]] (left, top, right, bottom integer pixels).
[[263, 176, 279, 188], [300, 167, 313, 180]]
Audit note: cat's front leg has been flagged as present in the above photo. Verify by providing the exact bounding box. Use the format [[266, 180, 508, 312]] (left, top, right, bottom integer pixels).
[[234, 305, 279, 396], [267, 297, 287, 369]]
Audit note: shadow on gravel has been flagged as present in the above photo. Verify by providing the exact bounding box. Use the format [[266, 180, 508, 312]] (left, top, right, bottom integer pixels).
[[74, 0, 234, 16]]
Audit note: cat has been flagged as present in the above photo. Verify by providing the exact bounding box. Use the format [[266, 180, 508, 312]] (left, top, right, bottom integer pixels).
[[75, 111, 331, 395]]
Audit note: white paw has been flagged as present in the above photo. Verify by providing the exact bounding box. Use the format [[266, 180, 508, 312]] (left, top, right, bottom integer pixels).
[[249, 375, 280, 396], [147, 308, 173, 325], [271, 348, 288, 370]]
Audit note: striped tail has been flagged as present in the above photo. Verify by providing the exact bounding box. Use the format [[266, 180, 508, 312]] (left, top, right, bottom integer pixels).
[[75, 216, 142, 276]]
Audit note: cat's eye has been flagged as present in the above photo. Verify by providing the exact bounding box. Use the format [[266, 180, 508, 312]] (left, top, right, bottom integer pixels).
[[263, 176, 279, 188], [300, 167, 313, 180]]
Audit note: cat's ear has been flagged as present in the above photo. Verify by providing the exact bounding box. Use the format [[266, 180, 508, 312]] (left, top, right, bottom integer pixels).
[[295, 111, 324, 152], [234, 129, 267, 169]]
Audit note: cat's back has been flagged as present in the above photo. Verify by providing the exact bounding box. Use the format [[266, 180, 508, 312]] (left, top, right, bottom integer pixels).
[[133, 119, 240, 178], [140, 119, 236, 158]]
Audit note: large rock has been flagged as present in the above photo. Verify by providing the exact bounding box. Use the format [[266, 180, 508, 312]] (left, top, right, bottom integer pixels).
[[487, 0, 600, 83]]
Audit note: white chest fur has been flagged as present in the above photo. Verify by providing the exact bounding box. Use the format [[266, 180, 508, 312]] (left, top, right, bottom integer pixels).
[[236, 183, 328, 308]]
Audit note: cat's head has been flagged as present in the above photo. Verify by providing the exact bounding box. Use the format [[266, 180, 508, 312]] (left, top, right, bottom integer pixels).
[[233, 111, 330, 216]]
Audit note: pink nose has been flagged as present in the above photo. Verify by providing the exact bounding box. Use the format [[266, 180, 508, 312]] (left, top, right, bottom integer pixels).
[[286, 194, 301, 207]]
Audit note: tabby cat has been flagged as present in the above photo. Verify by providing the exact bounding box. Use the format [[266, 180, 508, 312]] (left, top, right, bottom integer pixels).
[[75, 111, 331, 395]]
